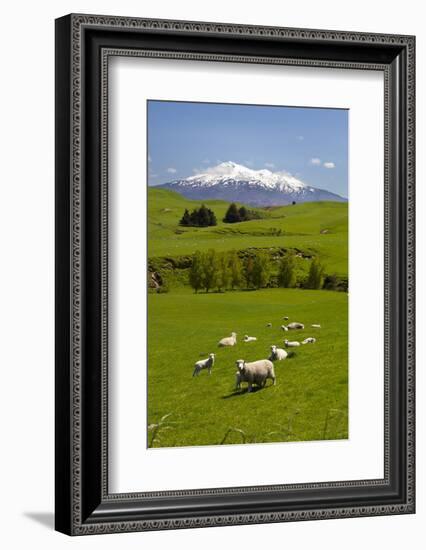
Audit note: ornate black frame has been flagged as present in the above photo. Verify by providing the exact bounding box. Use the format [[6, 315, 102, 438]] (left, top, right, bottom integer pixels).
[[55, 14, 415, 535]]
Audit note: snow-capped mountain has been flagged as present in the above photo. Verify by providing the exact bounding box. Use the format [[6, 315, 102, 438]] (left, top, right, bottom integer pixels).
[[158, 161, 346, 206]]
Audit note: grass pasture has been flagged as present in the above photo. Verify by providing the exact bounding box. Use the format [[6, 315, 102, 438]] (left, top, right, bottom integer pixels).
[[148, 188, 348, 277], [147, 288, 348, 448]]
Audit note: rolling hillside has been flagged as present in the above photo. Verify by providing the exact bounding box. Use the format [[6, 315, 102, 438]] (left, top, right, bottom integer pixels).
[[147, 189, 349, 448], [148, 187, 348, 277]]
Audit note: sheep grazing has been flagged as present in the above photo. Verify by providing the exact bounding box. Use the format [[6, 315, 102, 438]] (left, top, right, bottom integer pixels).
[[244, 335, 257, 343], [283, 316, 289, 320], [269, 345, 288, 361], [266, 322, 272, 328], [281, 325, 289, 331], [193, 353, 215, 377], [218, 332, 237, 347], [284, 339, 300, 348], [311, 324, 321, 328], [302, 337, 316, 345], [287, 322, 305, 330], [235, 359, 276, 392]]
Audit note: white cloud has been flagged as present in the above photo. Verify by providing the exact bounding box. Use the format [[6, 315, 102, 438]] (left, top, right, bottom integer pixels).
[[167, 167, 177, 174], [265, 162, 275, 168], [323, 162, 335, 169], [310, 158, 321, 165]]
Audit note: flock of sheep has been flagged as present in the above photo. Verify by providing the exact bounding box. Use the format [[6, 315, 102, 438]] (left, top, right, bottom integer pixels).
[[192, 318, 320, 393]]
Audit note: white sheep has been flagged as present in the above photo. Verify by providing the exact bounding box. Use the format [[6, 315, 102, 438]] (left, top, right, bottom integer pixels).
[[269, 345, 288, 361], [266, 322, 272, 328], [235, 359, 276, 392], [311, 324, 321, 328], [302, 337, 316, 345], [244, 335, 257, 343], [287, 322, 305, 330], [193, 353, 215, 376], [218, 332, 237, 347], [281, 324, 289, 331], [283, 316, 289, 320], [284, 339, 300, 347]]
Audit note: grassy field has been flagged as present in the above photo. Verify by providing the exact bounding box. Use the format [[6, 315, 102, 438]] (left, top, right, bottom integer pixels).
[[148, 188, 348, 277], [147, 288, 348, 448], [147, 187, 349, 448]]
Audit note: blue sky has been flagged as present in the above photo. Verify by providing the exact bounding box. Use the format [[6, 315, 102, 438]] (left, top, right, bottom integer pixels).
[[147, 100, 348, 198]]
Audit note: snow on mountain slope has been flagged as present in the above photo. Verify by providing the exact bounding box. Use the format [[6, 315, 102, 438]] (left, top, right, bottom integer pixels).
[[157, 161, 347, 206]]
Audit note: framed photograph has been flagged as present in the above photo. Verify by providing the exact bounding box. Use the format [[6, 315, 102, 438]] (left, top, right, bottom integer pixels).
[[55, 14, 415, 535]]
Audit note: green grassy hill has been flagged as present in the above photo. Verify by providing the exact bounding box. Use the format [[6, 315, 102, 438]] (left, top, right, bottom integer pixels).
[[147, 189, 349, 448], [148, 288, 348, 448], [148, 187, 348, 277]]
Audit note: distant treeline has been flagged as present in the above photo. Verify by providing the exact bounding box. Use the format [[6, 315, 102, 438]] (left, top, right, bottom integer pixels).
[[188, 249, 328, 293]]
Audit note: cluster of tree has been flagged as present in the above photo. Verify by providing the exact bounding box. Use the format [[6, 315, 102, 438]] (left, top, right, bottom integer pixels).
[[243, 252, 272, 289], [277, 253, 326, 290], [277, 252, 297, 288], [305, 258, 325, 289], [188, 248, 330, 293], [189, 249, 273, 293], [189, 250, 244, 293], [223, 203, 262, 224], [323, 273, 348, 292], [179, 205, 217, 227]]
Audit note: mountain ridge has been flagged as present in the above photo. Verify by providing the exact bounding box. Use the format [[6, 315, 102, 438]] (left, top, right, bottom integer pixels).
[[156, 161, 347, 206]]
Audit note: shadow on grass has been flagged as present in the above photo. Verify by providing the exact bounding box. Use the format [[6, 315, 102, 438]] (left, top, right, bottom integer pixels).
[[222, 386, 269, 399]]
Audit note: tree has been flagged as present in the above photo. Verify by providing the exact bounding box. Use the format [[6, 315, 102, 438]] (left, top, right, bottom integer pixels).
[[197, 204, 210, 227], [179, 208, 191, 226], [252, 251, 271, 289], [188, 251, 204, 293], [207, 208, 217, 226], [202, 249, 219, 293], [278, 252, 296, 288], [216, 252, 231, 292], [229, 250, 243, 290], [189, 209, 199, 226], [181, 205, 217, 227], [238, 206, 248, 221], [223, 203, 241, 223], [305, 257, 325, 289], [244, 256, 255, 288], [292, 201, 296, 205]]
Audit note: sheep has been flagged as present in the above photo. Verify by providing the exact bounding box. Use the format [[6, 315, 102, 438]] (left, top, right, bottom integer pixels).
[[301, 337, 316, 345], [269, 345, 288, 361], [192, 353, 215, 376], [287, 322, 304, 330], [284, 339, 300, 347], [266, 322, 272, 328], [311, 324, 321, 328], [283, 316, 289, 320], [235, 359, 276, 392], [281, 324, 289, 331], [218, 332, 237, 347], [244, 335, 257, 343]]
